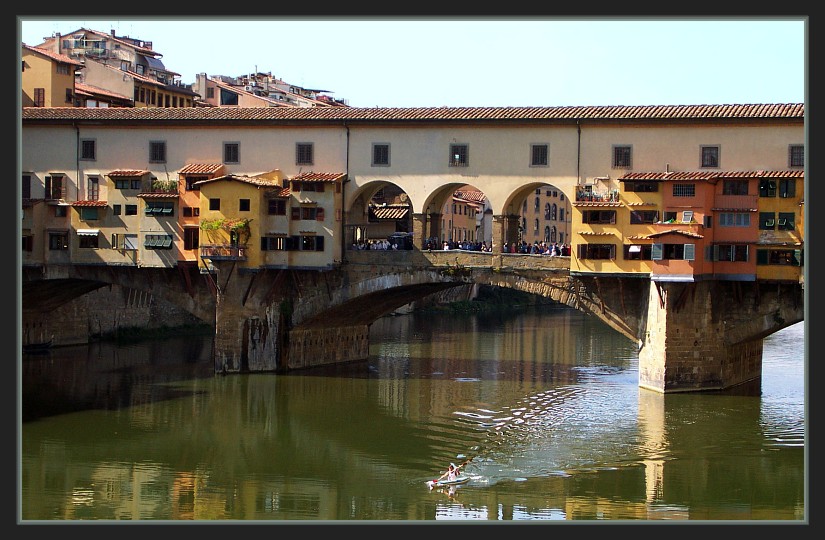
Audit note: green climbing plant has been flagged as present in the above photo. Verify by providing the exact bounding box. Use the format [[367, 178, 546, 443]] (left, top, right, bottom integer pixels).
[[200, 217, 253, 244]]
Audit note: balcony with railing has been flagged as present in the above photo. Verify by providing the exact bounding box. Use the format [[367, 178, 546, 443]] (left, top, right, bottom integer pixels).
[[200, 244, 248, 261], [574, 189, 621, 205], [139, 179, 180, 199]]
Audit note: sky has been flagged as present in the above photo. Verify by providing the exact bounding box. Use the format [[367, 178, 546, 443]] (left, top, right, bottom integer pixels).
[[18, 16, 807, 108]]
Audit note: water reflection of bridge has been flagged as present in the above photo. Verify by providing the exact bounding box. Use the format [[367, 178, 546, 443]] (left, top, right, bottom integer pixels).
[[22, 249, 803, 393]]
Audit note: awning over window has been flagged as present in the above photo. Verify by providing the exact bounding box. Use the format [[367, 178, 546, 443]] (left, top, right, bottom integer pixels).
[[76, 229, 100, 236]]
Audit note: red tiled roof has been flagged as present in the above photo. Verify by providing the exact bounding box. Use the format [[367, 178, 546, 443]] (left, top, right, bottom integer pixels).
[[74, 82, 131, 101], [21, 103, 805, 124], [646, 229, 705, 239], [22, 44, 83, 66], [71, 200, 107, 207], [371, 205, 410, 220], [573, 201, 623, 207], [193, 174, 282, 187], [179, 163, 225, 175], [579, 231, 615, 236], [290, 172, 346, 182], [266, 186, 291, 198], [138, 192, 179, 199], [107, 169, 150, 177], [454, 189, 486, 203], [620, 170, 804, 181]]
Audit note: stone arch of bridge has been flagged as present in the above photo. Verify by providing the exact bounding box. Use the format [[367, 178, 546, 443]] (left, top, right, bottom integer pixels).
[[287, 266, 626, 338], [345, 177, 574, 251]]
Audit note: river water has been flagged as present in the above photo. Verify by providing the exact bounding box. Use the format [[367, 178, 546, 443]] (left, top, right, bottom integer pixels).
[[19, 305, 806, 523]]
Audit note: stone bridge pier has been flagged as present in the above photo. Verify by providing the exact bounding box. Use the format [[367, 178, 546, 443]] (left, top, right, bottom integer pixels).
[[637, 280, 803, 393]]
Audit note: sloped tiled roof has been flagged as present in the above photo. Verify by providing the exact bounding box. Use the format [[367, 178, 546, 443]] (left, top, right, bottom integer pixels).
[[107, 169, 150, 177], [620, 170, 804, 181], [646, 229, 705, 239], [22, 44, 83, 66], [75, 82, 131, 101], [22, 103, 805, 124], [454, 189, 486, 203], [290, 172, 346, 182], [193, 174, 282, 187], [71, 200, 108, 207], [370, 204, 410, 220], [179, 163, 225, 175], [265, 186, 291, 198]]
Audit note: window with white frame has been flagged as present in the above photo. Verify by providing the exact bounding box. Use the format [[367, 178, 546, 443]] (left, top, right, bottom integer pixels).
[[652, 243, 695, 260]]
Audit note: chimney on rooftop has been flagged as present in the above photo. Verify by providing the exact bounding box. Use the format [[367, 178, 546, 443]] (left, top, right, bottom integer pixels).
[[112, 29, 116, 37]]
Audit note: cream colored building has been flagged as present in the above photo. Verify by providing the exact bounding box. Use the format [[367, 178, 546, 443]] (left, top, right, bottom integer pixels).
[[21, 104, 804, 284]]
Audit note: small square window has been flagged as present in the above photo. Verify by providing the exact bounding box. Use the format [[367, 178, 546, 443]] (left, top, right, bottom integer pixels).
[[701, 145, 719, 168], [150, 141, 166, 163], [449, 144, 468, 167], [80, 139, 96, 160], [789, 145, 804, 167], [224, 142, 240, 164], [209, 198, 221, 211], [612, 145, 631, 168], [372, 143, 390, 166], [531, 144, 548, 167], [239, 199, 250, 212], [296, 143, 313, 165]]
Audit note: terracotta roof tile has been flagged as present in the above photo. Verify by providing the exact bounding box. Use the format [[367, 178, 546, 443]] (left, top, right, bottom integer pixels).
[[193, 174, 282, 187], [266, 187, 291, 198], [179, 163, 225, 175], [371, 205, 410, 220], [107, 169, 150, 177], [74, 82, 131, 101], [290, 172, 346, 182], [579, 231, 616, 236], [573, 201, 623, 207], [71, 200, 108, 207], [620, 170, 804, 181], [138, 192, 179, 199], [22, 44, 83, 66], [646, 229, 705, 239], [22, 103, 804, 124]]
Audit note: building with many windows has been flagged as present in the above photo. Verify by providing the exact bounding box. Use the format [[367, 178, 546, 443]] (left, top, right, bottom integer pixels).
[[21, 104, 804, 287], [29, 27, 198, 107]]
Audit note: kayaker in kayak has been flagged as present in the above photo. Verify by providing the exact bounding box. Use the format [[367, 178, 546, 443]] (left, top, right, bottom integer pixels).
[[446, 463, 459, 482]]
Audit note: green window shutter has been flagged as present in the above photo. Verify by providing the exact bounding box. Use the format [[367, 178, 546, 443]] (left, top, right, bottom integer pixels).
[[684, 244, 695, 261], [652, 243, 663, 260]]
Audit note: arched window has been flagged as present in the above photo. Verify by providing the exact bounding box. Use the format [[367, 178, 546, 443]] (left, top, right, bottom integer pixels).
[[551, 204, 558, 221], [544, 226, 551, 242], [544, 202, 552, 220], [534, 218, 539, 232], [534, 196, 540, 211], [551, 226, 557, 243], [522, 200, 528, 213]]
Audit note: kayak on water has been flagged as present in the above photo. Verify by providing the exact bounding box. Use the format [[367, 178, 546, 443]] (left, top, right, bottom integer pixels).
[[426, 476, 470, 488]]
